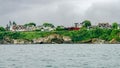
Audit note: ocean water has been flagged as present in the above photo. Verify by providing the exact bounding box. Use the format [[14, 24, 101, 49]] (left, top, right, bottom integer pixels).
[[0, 44, 120, 68]]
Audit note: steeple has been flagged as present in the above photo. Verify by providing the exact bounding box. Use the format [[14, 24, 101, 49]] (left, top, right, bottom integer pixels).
[[9, 21, 12, 26]]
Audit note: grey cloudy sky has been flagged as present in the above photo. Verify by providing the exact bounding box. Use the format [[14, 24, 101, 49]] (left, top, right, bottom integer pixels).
[[0, 0, 120, 27]]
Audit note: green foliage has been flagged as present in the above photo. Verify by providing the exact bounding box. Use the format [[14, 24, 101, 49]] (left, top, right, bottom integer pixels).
[[0, 27, 6, 31], [13, 21, 17, 25], [11, 32, 21, 39], [82, 20, 91, 28], [19, 31, 53, 40], [71, 29, 90, 42], [109, 29, 120, 41], [0, 32, 4, 40], [24, 22, 36, 27], [43, 23, 54, 27], [58, 27, 120, 42], [56, 26, 65, 31], [112, 22, 118, 29]]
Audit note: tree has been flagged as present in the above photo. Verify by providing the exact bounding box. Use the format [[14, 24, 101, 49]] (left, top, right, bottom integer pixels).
[[112, 22, 118, 29], [24, 22, 36, 27], [13, 21, 17, 25], [56, 26, 65, 31], [0, 27, 6, 31], [82, 20, 91, 28], [43, 23, 54, 28]]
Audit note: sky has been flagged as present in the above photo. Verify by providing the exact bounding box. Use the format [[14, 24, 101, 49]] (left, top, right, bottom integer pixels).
[[0, 0, 120, 27]]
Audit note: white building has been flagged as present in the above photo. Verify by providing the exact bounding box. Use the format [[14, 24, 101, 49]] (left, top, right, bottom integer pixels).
[[74, 23, 83, 28], [41, 26, 55, 31], [98, 23, 112, 29]]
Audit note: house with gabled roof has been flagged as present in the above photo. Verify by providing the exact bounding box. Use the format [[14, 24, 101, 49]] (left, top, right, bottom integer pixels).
[[98, 23, 112, 29]]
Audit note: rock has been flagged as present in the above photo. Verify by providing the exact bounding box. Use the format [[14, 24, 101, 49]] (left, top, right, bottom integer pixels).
[[13, 39, 32, 44], [92, 38, 105, 44], [33, 34, 72, 44], [109, 39, 119, 44], [13, 39, 24, 44], [47, 34, 63, 43], [3, 37, 13, 44], [63, 36, 72, 43], [33, 38, 44, 44], [81, 39, 92, 43]]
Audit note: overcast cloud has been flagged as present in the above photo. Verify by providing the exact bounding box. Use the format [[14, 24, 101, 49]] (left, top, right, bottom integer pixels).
[[0, 0, 120, 27]]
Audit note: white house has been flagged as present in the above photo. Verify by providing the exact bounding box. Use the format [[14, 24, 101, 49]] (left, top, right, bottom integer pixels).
[[26, 25, 37, 31], [74, 23, 83, 28], [98, 23, 112, 29], [41, 26, 55, 31]]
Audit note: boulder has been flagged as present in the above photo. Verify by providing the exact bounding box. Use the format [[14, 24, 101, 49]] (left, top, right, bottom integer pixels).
[[92, 38, 105, 44], [109, 39, 119, 44], [13, 39, 32, 44], [63, 36, 72, 43], [81, 39, 92, 43]]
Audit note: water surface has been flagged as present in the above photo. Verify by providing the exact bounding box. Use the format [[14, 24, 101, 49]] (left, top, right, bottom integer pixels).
[[0, 44, 120, 68]]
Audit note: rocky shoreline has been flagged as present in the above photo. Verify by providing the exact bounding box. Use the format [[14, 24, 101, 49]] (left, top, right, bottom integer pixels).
[[0, 34, 119, 44]]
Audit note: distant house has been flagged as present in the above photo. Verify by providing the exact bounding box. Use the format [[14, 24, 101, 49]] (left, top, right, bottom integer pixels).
[[98, 23, 112, 29], [6, 21, 26, 31], [26, 25, 36, 31], [74, 23, 83, 28], [63, 23, 82, 31], [10, 25, 26, 31], [41, 26, 55, 31], [35, 26, 43, 31]]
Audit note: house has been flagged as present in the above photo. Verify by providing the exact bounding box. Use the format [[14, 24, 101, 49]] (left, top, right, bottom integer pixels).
[[26, 25, 37, 31], [98, 23, 112, 29], [65, 27, 80, 31], [64, 23, 82, 31], [6, 21, 27, 31], [41, 26, 55, 31], [10, 25, 26, 31], [74, 23, 83, 28], [36, 26, 43, 30]]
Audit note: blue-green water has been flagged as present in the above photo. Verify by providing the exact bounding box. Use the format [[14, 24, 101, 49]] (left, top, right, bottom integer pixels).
[[0, 44, 120, 68]]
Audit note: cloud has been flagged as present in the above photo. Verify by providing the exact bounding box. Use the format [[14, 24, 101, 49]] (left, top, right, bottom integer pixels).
[[84, 0, 120, 24], [0, 0, 120, 27]]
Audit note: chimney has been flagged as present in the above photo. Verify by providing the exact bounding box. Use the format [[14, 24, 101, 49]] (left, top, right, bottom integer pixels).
[[74, 23, 79, 28]]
